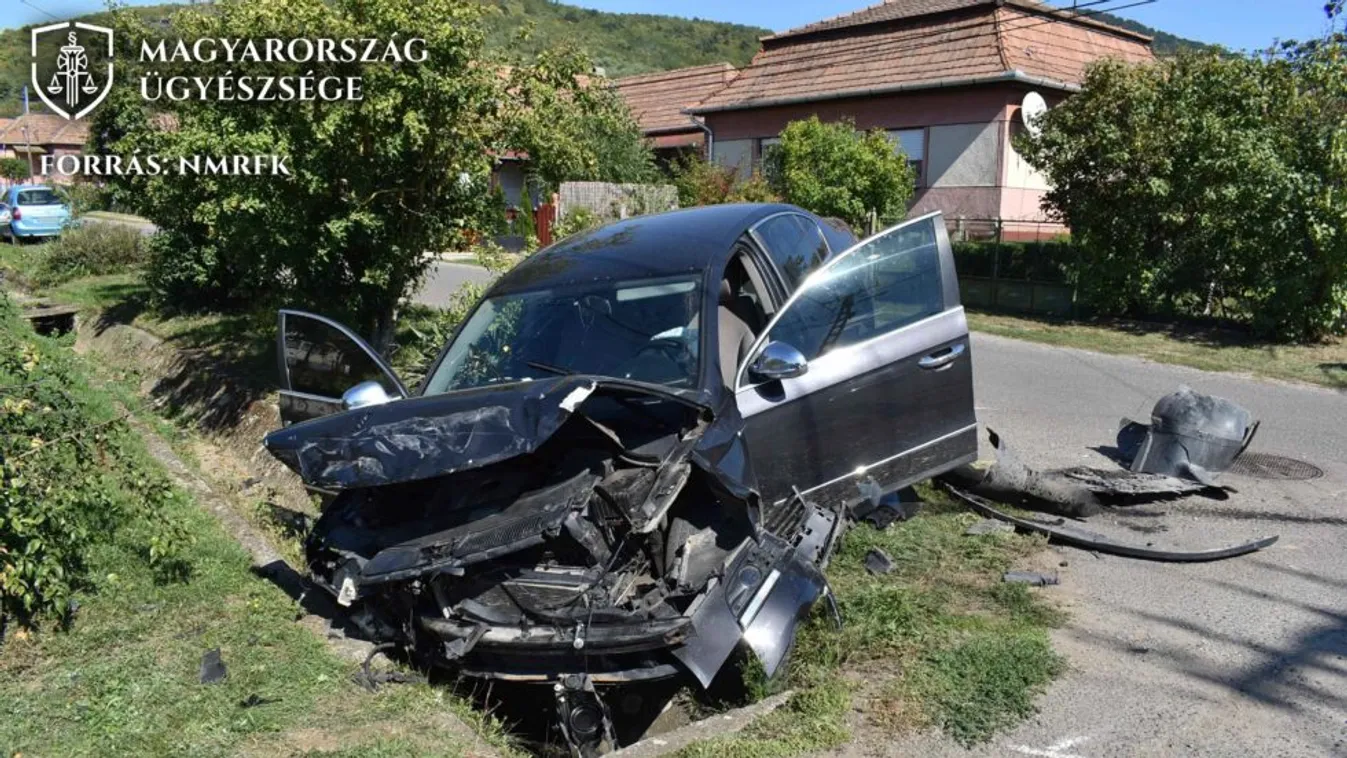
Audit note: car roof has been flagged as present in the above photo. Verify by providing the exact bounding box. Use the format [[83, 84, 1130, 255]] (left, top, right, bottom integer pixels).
[[491, 203, 803, 294]]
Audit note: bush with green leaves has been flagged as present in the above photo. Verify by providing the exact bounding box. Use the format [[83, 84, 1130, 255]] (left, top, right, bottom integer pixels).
[[762, 116, 916, 231], [57, 182, 111, 218], [952, 239, 1080, 285], [553, 206, 601, 240], [670, 154, 781, 208], [0, 295, 192, 629], [0, 157, 30, 183], [1020, 7, 1347, 340], [33, 223, 146, 286], [95, 0, 654, 352]]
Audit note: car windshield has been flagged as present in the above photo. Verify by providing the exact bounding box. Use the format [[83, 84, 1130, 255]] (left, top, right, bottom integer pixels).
[[424, 275, 702, 394], [15, 189, 61, 206]]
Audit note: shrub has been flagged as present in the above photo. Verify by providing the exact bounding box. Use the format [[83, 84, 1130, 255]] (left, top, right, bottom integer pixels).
[[670, 153, 737, 207], [59, 181, 112, 218], [0, 157, 29, 183], [35, 223, 147, 286], [0, 295, 192, 629], [762, 116, 915, 230], [390, 284, 487, 385], [553, 206, 601, 240], [951, 240, 1080, 285], [1021, 12, 1347, 341], [726, 172, 780, 203]]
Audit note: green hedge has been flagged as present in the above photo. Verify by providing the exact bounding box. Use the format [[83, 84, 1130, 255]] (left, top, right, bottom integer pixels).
[[951, 240, 1081, 285], [0, 295, 191, 628]]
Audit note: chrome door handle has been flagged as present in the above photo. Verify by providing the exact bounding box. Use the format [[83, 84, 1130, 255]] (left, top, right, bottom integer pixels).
[[918, 342, 966, 370]]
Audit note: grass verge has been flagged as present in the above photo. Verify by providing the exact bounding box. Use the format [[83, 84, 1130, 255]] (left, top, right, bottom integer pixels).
[[677, 487, 1065, 757], [969, 311, 1347, 390], [0, 296, 510, 757]]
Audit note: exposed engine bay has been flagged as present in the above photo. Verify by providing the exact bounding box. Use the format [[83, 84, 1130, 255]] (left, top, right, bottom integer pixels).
[[264, 376, 842, 754]]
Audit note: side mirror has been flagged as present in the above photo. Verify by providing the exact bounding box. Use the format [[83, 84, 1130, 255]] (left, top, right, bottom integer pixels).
[[749, 341, 809, 381], [341, 380, 393, 411]]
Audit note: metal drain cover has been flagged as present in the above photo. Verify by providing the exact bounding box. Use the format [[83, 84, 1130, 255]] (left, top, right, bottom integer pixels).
[[1229, 453, 1324, 481]]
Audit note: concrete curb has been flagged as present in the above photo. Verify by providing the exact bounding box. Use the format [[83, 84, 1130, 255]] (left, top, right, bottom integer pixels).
[[608, 690, 795, 758]]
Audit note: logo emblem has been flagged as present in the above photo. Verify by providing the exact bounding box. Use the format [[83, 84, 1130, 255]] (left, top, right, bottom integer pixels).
[[31, 21, 114, 121]]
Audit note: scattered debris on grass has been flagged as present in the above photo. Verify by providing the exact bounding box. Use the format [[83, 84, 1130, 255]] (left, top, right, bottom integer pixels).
[[863, 549, 894, 576], [1002, 571, 1059, 587], [966, 519, 1015, 537], [199, 647, 228, 684]]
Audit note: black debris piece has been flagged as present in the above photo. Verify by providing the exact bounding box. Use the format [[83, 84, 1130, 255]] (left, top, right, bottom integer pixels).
[[945, 484, 1279, 563], [965, 519, 1016, 536], [1003, 570, 1059, 586], [238, 694, 280, 708], [199, 648, 227, 684], [942, 428, 1226, 518], [1126, 386, 1258, 484], [863, 548, 894, 575], [853, 484, 924, 529]]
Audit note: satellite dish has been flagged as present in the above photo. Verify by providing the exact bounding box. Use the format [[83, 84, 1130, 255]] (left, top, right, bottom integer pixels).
[[1020, 91, 1048, 137]]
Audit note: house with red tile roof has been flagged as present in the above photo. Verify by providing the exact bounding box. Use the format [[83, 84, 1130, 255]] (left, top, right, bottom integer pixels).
[[0, 113, 91, 184], [615, 63, 739, 164], [688, 0, 1154, 235]]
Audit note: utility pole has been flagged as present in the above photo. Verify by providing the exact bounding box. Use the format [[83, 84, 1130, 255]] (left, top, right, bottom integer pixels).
[[21, 85, 34, 179]]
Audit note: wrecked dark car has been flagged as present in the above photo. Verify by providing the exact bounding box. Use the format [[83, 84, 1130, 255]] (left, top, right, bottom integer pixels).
[[263, 204, 978, 752]]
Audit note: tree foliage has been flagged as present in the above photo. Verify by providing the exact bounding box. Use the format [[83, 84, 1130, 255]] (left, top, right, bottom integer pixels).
[[95, 0, 653, 350], [1020, 10, 1347, 340], [669, 153, 780, 207], [0, 295, 192, 628], [0, 157, 29, 182], [762, 117, 915, 231]]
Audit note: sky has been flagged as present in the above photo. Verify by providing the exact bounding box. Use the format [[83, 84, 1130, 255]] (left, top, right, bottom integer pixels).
[[4, 0, 1337, 51]]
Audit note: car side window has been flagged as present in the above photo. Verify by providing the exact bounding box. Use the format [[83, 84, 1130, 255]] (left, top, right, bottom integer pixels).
[[760, 216, 944, 363], [752, 214, 830, 292]]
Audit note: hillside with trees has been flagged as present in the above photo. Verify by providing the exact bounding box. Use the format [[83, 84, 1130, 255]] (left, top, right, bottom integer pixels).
[[0, 0, 768, 117], [1094, 12, 1215, 55]]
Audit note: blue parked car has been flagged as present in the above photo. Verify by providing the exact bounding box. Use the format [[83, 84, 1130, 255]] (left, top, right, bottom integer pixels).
[[0, 185, 71, 242]]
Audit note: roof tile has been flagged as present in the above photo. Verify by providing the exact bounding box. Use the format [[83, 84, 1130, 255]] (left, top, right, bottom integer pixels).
[[0, 113, 89, 147], [694, 3, 1152, 112], [616, 63, 739, 133], [768, 0, 1149, 44]]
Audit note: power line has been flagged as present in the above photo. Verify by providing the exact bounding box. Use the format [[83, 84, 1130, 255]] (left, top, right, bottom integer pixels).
[[19, 0, 63, 22], [697, 0, 1157, 99]]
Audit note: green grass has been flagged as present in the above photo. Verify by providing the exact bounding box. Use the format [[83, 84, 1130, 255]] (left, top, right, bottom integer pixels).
[[0, 425, 494, 756], [970, 311, 1347, 390], [0, 298, 510, 757], [0, 429, 512, 758], [677, 487, 1065, 756]]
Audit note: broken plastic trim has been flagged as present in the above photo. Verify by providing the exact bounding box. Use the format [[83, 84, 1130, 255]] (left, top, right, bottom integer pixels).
[[944, 484, 1279, 562]]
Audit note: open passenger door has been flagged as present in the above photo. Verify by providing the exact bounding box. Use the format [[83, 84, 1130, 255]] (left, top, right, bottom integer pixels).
[[276, 310, 409, 426], [734, 212, 978, 509]]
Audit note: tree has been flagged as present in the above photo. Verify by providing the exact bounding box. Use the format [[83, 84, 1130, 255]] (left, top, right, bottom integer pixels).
[[1019, 16, 1347, 341], [762, 116, 915, 230], [94, 0, 655, 351], [0, 157, 29, 182]]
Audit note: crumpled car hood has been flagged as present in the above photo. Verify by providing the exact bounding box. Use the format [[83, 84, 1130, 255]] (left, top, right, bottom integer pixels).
[[264, 375, 710, 490]]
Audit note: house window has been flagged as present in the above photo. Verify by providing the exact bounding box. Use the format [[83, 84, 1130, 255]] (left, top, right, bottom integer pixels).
[[887, 128, 926, 186], [714, 139, 754, 180], [755, 137, 782, 172]]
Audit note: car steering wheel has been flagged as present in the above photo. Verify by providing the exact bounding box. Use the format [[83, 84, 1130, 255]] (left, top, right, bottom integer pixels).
[[634, 337, 695, 373]]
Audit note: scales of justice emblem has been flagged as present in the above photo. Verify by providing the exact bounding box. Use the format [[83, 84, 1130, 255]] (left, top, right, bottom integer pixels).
[[31, 21, 114, 121]]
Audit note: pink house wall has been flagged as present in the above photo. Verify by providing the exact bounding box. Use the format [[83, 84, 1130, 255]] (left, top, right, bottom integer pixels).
[[705, 83, 1068, 229]]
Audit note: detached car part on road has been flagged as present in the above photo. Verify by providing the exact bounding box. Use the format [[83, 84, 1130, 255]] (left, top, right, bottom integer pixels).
[[263, 205, 979, 754]]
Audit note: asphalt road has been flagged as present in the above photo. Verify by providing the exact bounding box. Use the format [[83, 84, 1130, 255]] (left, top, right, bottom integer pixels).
[[413, 260, 494, 307], [862, 334, 1347, 758]]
